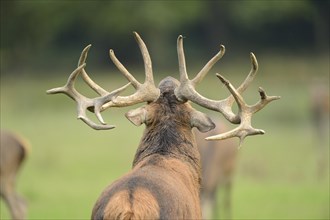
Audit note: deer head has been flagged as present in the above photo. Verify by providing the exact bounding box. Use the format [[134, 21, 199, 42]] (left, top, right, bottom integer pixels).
[[47, 32, 280, 147]]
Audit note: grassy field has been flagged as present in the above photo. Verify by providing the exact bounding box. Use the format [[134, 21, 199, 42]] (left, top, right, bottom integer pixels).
[[1, 54, 329, 219]]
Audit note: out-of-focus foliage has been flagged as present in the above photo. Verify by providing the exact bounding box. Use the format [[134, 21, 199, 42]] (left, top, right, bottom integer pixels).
[[0, 0, 329, 75], [230, 0, 312, 25]]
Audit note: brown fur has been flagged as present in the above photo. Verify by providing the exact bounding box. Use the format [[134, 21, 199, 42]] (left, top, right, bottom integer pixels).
[[0, 130, 29, 219], [91, 77, 214, 220], [103, 188, 160, 220], [195, 121, 237, 219], [310, 83, 330, 180]]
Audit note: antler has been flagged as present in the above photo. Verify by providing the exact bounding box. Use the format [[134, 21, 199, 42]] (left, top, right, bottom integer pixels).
[[174, 35, 280, 146], [206, 75, 280, 147], [46, 61, 129, 130], [47, 32, 160, 130], [101, 32, 160, 110]]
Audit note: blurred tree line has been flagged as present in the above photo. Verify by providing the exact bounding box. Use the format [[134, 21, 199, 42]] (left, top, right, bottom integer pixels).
[[0, 0, 329, 76]]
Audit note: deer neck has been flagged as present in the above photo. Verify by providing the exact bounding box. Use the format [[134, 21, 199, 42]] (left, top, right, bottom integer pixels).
[[132, 125, 201, 184], [131, 79, 202, 184]]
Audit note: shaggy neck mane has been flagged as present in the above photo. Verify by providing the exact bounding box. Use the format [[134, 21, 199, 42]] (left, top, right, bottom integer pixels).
[[132, 88, 201, 175]]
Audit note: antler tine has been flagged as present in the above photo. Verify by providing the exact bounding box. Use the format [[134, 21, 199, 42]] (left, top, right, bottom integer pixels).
[[192, 45, 226, 85], [177, 34, 226, 86], [133, 32, 155, 84], [177, 35, 189, 83], [175, 35, 223, 101], [251, 87, 281, 114], [47, 63, 86, 98], [108, 49, 140, 89], [47, 47, 132, 130], [206, 125, 265, 148], [105, 32, 156, 90], [101, 32, 160, 109], [226, 52, 258, 106], [213, 52, 259, 120], [205, 74, 280, 147], [78, 45, 109, 96], [176, 35, 225, 88]]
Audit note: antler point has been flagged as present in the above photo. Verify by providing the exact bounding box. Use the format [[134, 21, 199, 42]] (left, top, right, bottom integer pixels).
[[46, 87, 65, 95], [216, 73, 228, 85], [250, 53, 258, 69], [82, 44, 92, 53], [46, 89, 54, 94], [133, 31, 139, 37], [258, 87, 265, 94]]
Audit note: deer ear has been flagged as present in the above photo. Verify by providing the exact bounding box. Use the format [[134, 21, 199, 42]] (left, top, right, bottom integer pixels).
[[190, 110, 215, 132], [125, 107, 147, 126]]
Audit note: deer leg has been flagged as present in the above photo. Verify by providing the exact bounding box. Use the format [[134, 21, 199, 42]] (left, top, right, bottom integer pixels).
[[201, 189, 219, 220], [223, 180, 232, 220], [0, 175, 27, 220], [212, 190, 219, 220], [201, 193, 213, 220]]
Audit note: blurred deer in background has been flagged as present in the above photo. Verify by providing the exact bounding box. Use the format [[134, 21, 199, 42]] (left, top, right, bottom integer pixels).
[[0, 130, 29, 220], [47, 32, 279, 219], [195, 119, 237, 219], [310, 81, 329, 180]]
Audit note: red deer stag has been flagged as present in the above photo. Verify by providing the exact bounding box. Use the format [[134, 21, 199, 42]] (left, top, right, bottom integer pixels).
[[195, 119, 237, 219], [0, 130, 29, 220], [47, 32, 280, 219]]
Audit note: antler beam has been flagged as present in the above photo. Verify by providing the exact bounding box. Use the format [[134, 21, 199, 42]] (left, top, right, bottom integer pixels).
[[46, 61, 129, 130], [47, 32, 160, 130], [174, 35, 280, 146]]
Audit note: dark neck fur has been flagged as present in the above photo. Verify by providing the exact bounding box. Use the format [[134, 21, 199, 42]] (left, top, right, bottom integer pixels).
[[132, 86, 201, 175]]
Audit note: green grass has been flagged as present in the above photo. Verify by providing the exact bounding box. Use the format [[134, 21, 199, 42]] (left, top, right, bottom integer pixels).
[[1, 54, 329, 219]]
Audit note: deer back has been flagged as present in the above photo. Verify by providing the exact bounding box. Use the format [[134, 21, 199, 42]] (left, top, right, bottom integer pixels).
[[91, 77, 215, 219]]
